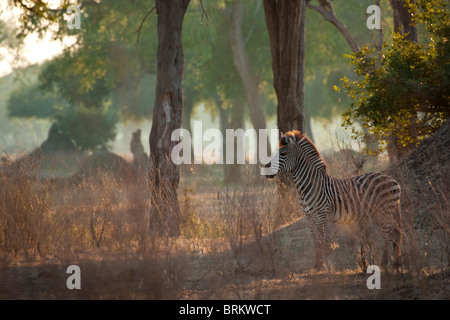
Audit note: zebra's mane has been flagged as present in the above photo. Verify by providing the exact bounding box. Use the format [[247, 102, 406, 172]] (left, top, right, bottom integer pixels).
[[282, 130, 328, 173]]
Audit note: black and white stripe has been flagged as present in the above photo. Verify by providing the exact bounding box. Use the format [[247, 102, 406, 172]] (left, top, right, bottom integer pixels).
[[267, 130, 402, 269]]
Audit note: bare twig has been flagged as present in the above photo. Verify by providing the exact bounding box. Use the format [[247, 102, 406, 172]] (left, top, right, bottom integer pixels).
[[199, 0, 209, 26], [136, 6, 156, 50]]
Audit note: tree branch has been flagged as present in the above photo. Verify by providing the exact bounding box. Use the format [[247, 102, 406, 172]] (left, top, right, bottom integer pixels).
[[199, 0, 209, 25], [136, 6, 156, 49], [306, 0, 360, 52]]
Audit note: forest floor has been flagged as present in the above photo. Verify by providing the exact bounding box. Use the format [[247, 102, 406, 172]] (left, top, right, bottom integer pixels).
[[1, 119, 449, 300], [0, 167, 448, 300]]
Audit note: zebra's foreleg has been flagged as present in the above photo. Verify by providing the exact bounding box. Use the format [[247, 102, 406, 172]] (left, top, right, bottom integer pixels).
[[305, 215, 323, 269], [307, 213, 331, 270]]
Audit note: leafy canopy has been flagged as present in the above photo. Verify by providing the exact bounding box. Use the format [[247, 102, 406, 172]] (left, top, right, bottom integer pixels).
[[340, 0, 449, 154], [7, 0, 159, 150]]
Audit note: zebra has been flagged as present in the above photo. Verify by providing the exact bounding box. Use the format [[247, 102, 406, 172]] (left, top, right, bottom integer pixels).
[[264, 130, 402, 270]]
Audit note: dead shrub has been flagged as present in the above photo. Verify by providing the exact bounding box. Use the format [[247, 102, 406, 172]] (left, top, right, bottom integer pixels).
[[0, 155, 52, 259]]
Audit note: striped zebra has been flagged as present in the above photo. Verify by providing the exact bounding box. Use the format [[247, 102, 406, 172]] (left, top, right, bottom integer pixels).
[[265, 130, 402, 270]]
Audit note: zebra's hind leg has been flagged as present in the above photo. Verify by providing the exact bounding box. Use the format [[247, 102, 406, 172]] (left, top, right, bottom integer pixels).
[[381, 224, 391, 269], [357, 227, 374, 272], [392, 202, 402, 271], [380, 202, 402, 271], [313, 243, 326, 270], [381, 221, 402, 271]]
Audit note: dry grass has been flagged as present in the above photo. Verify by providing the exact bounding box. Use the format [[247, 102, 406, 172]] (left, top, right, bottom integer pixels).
[[0, 144, 448, 299]]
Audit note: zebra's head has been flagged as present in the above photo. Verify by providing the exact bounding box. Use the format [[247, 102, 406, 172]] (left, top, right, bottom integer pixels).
[[264, 130, 327, 179], [264, 131, 302, 179]]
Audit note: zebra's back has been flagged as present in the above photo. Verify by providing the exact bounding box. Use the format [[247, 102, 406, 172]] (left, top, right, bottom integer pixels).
[[328, 172, 401, 224]]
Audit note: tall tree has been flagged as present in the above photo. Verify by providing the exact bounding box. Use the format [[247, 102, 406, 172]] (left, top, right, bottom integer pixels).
[[149, 0, 191, 236], [389, 0, 418, 42], [262, 0, 307, 216], [310, 0, 420, 162], [183, 0, 277, 183], [306, 0, 384, 155], [263, 0, 307, 135], [341, 0, 449, 161], [386, 0, 418, 162], [220, 0, 269, 141], [8, 0, 159, 151]]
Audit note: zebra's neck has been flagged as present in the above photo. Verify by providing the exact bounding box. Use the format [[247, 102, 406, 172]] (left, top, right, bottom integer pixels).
[[291, 159, 329, 202]]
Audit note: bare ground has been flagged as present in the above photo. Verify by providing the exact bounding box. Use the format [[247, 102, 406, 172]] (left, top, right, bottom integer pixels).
[[1, 128, 449, 300], [1, 188, 448, 300]]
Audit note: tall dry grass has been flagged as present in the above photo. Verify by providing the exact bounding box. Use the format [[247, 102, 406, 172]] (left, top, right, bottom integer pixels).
[[0, 152, 189, 298], [0, 141, 448, 299]]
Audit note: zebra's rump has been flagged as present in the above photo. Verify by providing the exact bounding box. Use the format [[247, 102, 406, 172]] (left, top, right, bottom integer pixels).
[[354, 172, 401, 203], [329, 172, 401, 224]]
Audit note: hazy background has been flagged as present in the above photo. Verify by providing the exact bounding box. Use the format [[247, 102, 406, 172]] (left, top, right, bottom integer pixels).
[[0, 0, 394, 157]]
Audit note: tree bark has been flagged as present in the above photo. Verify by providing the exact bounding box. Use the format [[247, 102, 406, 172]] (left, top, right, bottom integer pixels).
[[225, 97, 245, 184], [182, 97, 195, 163], [263, 0, 307, 134], [263, 0, 307, 213], [389, 0, 417, 42], [305, 109, 315, 141], [225, 0, 268, 135], [217, 99, 230, 182], [220, 0, 271, 161], [149, 0, 190, 236], [387, 0, 417, 163]]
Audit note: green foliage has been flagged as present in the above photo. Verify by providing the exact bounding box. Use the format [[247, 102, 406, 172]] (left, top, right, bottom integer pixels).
[[304, 0, 393, 120], [341, 0, 449, 154], [183, 0, 276, 122], [54, 103, 118, 151], [7, 81, 64, 119], [8, 0, 159, 150]]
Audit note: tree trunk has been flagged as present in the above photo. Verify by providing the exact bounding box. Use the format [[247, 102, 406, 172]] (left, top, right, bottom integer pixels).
[[149, 0, 190, 236], [217, 99, 231, 182], [263, 0, 307, 134], [182, 98, 194, 163], [387, 0, 417, 163], [389, 0, 417, 42], [371, 0, 384, 53], [224, 97, 245, 184], [263, 0, 307, 215], [225, 0, 268, 134], [305, 109, 315, 141], [221, 0, 271, 162]]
